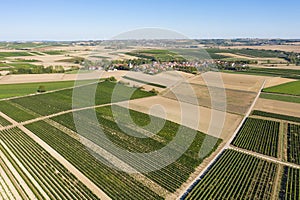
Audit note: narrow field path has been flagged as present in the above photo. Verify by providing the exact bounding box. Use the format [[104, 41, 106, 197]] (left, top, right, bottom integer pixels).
[[229, 146, 300, 169], [0, 111, 111, 200], [177, 80, 266, 199]]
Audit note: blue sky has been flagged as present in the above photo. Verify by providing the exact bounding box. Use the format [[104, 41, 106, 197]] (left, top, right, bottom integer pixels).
[[1, 0, 300, 40]]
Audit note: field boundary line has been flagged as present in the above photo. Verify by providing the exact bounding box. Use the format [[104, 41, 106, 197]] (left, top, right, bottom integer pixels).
[[229, 146, 300, 169], [0, 111, 112, 200], [0, 151, 33, 200], [43, 118, 173, 198], [177, 80, 266, 199], [0, 79, 103, 102]]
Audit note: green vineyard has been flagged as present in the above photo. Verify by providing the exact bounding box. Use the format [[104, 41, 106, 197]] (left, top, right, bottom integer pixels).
[[279, 166, 300, 200], [287, 124, 300, 165], [0, 81, 154, 122], [232, 118, 280, 157], [0, 115, 11, 127], [25, 121, 164, 200], [183, 150, 277, 200], [0, 127, 99, 200], [24, 105, 221, 199]]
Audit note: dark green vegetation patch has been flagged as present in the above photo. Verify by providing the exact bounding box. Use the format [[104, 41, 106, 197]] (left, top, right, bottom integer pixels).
[[232, 118, 280, 157], [184, 150, 277, 200]]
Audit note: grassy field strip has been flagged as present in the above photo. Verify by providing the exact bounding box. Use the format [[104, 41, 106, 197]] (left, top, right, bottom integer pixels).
[[43, 118, 173, 198], [272, 164, 283, 200], [0, 110, 111, 199], [0, 150, 34, 199], [0, 141, 49, 199], [178, 80, 266, 199], [252, 110, 300, 124], [0, 79, 102, 101], [250, 115, 300, 126], [229, 146, 300, 169]]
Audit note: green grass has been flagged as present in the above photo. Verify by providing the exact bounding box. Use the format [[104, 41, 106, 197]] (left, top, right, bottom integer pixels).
[[0, 52, 32, 57], [0, 80, 92, 99], [122, 76, 167, 88], [263, 81, 300, 96], [260, 93, 300, 104], [232, 118, 280, 157], [1, 81, 154, 122], [184, 150, 277, 200], [56, 57, 84, 64], [252, 110, 300, 123], [11, 59, 40, 63], [224, 67, 300, 79], [43, 51, 66, 55], [0, 101, 36, 122], [126, 49, 186, 62]]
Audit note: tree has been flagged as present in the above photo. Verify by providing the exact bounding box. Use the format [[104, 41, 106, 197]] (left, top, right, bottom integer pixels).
[[37, 85, 46, 93]]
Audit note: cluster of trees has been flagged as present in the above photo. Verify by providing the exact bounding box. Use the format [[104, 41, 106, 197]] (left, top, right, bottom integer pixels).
[[11, 65, 78, 74], [287, 53, 300, 65]]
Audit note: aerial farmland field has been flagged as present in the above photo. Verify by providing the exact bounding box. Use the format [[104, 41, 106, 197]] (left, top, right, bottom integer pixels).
[[1, 25, 300, 200]]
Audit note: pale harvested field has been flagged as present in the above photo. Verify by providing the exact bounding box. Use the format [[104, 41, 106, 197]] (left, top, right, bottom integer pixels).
[[163, 82, 256, 115], [253, 64, 300, 70], [219, 45, 300, 53], [217, 52, 286, 62], [162, 72, 264, 115], [264, 77, 296, 88], [254, 98, 300, 118], [0, 70, 127, 84], [124, 71, 195, 88], [117, 96, 242, 140], [189, 72, 265, 92]]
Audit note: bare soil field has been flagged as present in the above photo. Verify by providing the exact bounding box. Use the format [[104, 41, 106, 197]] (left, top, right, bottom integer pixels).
[[163, 82, 257, 115], [217, 52, 287, 63], [123, 71, 194, 87], [252, 64, 300, 70], [254, 98, 300, 118], [219, 45, 300, 53], [189, 72, 265, 92], [160, 72, 264, 115], [117, 96, 242, 141], [0, 70, 127, 84], [264, 77, 296, 88]]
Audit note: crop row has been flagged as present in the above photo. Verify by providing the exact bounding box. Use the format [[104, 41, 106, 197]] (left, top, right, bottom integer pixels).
[[51, 105, 221, 192], [183, 149, 277, 200], [25, 120, 163, 200], [232, 118, 280, 157], [252, 110, 300, 123], [0, 127, 99, 200], [287, 124, 300, 165], [279, 166, 300, 200], [0, 165, 17, 200], [0, 81, 154, 122], [0, 115, 11, 127]]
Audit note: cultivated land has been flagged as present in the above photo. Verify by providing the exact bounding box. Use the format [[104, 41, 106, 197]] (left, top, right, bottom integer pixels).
[[254, 98, 300, 118], [1, 41, 300, 199]]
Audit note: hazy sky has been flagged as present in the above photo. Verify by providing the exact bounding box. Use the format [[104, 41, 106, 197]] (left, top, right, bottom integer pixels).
[[1, 0, 300, 40]]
